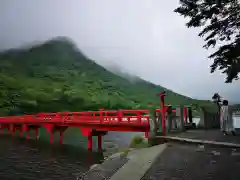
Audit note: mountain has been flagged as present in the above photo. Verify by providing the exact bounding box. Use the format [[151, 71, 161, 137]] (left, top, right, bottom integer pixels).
[[103, 63, 142, 83], [0, 37, 216, 116]]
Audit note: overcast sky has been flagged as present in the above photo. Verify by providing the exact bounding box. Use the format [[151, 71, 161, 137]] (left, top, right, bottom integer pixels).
[[0, 0, 239, 102]]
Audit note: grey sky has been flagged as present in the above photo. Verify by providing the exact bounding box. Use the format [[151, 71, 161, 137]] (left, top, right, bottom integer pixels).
[[0, 0, 239, 102]]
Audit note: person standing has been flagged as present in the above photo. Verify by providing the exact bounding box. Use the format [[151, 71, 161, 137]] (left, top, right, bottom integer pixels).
[[220, 100, 236, 135]]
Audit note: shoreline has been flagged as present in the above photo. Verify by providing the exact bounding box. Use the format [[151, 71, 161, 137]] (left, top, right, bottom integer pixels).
[[77, 150, 130, 180], [78, 144, 167, 180]]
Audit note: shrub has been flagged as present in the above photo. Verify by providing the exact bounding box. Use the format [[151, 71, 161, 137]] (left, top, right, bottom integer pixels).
[[130, 135, 149, 148]]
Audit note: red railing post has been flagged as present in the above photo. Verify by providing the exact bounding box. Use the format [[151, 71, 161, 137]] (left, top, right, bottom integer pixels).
[[99, 109, 103, 123], [72, 112, 77, 121], [118, 110, 122, 122], [88, 135, 93, 151], [137, 112, 141, 124], [54, 113, 59, 122], [146, 116, 150, 125]]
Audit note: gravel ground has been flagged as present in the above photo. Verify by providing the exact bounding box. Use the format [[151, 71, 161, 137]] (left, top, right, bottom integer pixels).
[[141, 143, 240, 180]]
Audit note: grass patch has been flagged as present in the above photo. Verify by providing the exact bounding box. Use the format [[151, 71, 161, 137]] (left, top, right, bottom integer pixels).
[[116, 136, 152, 156], [118, 148, 132, 156], [130, 135, 150, 148]]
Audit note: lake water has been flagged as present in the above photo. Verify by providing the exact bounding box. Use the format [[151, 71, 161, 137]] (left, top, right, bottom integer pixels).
[[0, 136, 104, 179], [0, 127, 142, 179], [0, 116, 239, 179]]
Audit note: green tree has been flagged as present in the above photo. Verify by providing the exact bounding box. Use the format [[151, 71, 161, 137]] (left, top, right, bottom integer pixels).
[[212, 92, 222, 109], [175, 0, 240, 83], [212, 93, 221, 103]]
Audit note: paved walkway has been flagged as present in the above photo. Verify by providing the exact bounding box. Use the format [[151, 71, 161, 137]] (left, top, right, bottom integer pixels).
[[142, 129, 240, 180], [142, 143, 240, 180], [153, 129, 240, 148], [81, 130, 240, 179], [79, 144, 167, 180], [167, 129, 240, 144]]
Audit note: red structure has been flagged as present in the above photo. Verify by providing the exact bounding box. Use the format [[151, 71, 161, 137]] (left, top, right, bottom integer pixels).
[[0, 91, 193, 150], [0, 109, 150, 151], [155, 92, 169, 136], [183, 107, 187, 122], [156, 92, 192, 135]]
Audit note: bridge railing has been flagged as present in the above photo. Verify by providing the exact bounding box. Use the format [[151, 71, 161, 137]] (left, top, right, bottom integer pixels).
[[0, 109, 150, 126]]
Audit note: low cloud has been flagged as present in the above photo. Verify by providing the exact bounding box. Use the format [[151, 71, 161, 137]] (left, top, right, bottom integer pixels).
[[0, 0, 239, 102]]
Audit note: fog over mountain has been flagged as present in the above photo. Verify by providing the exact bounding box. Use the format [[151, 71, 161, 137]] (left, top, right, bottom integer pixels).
[[0, 0, 239, 102]]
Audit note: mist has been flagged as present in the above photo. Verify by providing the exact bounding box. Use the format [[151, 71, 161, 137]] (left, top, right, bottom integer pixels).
[[0, 0, 239, 102]]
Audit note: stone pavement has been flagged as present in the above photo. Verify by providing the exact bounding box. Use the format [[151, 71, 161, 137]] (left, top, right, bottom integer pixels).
[[78, 152, 129, 180], [154, 129, 240, 148], [168, 129, 240, 144], [110, 144, 167, 180], [141, 143, 240, 180], [78, 144, 167, 180], [142, 129, 240, 180], [81, 130, 240, 180]]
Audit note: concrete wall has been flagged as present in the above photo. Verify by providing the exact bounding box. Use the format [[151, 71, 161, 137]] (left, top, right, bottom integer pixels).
[[198, 108, 220, 129], [165, 106, 185, 133]]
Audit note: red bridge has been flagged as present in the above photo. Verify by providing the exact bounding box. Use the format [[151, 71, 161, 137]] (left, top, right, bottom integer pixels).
[[0, 109, 150, 151], [0, 92, 194, 151]]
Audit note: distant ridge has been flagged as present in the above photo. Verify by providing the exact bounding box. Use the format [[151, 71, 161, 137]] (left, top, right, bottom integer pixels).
[[0, 36, 216, 115]]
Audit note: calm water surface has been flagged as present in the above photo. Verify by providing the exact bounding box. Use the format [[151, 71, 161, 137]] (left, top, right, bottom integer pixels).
[[0, 135, 104, 180], [0, 116, 239, 179], [0, 127, 140, 180]]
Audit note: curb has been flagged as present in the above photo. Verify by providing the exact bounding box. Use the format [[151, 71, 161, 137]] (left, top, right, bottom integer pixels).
[[156, 136, 240, 148], [109, 144, 167, 180]]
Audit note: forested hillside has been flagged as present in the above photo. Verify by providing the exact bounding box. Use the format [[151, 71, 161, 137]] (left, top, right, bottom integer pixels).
[[0, 37, 215, 116]]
